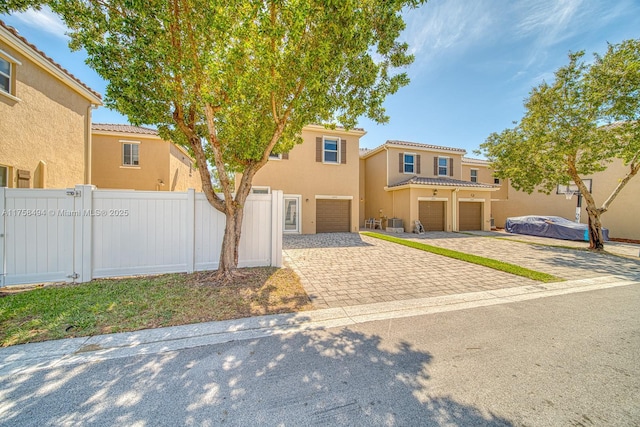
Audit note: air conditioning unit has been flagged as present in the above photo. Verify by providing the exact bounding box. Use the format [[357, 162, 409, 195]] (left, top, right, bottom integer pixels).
[[387, 218, 403, 228]]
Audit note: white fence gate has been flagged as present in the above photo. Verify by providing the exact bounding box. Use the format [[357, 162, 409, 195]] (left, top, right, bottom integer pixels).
[[0, 186, 283, 286]]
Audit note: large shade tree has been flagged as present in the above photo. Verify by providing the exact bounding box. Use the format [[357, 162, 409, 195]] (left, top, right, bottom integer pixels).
[[3, 0, 425, 277], [479, 39, 640, 251]]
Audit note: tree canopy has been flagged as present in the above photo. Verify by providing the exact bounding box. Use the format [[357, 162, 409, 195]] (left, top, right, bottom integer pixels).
[[479, 39, 640, 249]]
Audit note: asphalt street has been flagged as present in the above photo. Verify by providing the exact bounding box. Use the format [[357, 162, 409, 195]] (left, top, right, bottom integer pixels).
[[1, 285, 639, 426]]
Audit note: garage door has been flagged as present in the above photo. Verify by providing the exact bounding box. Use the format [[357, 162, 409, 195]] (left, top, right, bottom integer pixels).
[[316, 199, 351, 233], [419, 201, 445, 231], [459, 202, 482, 231]]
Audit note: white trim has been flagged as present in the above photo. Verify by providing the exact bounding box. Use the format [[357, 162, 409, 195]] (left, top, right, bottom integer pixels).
[[0, 48, 22, 65], [315, 195, 354, 200], [403, 152, 416, 174], [304, 124, 366, 137], [121, 141, 140, 166], [470, 168, 478, 183], [437, 156, 450, 176], [251, 186, 271, 194], [322, 135, 341, 164], [283, 194, 301, 234], [417, 197, 449, 202], [0, 90, 20, 102], [458, 198, 484, 202]]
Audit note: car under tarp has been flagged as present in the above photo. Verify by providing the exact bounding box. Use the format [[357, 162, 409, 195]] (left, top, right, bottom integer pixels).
[[505, 215, 609, 242]]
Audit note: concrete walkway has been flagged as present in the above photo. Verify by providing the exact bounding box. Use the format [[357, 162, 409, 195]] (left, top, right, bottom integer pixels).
[[284, 232, 640, 309]]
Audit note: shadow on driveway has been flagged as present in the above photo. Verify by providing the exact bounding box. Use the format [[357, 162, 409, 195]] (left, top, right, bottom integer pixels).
[[284, 232, 374, 249]]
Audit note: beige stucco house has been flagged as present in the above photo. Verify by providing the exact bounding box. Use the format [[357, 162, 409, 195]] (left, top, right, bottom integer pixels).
[[361, 141, 500, 233], [0, 20, 102, 189], [240, 124, 366, 234], [91, 124, 202, 192], [490, 159, 640, 241]]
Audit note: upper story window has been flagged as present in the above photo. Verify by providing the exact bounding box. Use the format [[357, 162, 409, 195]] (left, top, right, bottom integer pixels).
[[122, 142, 140, 166], [404, 154, 415, 174], [494, 177, 501, 185], [470, 169, 478, 183], [0, 57, 11, 94], [268, 152, 282, 160], [323, 137, 340, 163], [438, 157, 450, 176]]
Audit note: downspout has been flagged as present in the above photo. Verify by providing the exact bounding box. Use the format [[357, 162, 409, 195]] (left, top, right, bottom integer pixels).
[[452, 188, 459, 231], [84, 105, 96, 185]]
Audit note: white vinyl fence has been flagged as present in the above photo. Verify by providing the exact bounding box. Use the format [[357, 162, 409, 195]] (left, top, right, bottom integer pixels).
[[0, 186, 283, 286]]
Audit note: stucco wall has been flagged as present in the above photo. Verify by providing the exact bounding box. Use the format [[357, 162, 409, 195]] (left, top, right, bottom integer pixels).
[[386, 147, 463, 185], [363, 149, 393, 221], [247, 126, 363, 234], [92, 133, 170, 191], [168, 144, 202, 192], [461, 163, 508, 200], [492, 159, 640, 240], [0, 40, 92, 188]]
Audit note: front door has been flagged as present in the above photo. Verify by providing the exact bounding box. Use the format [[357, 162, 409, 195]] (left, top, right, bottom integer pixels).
[[284, 196, 301, 233]]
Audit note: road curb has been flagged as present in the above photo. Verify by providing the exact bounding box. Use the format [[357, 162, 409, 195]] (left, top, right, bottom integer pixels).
[[1, 275, 637, 376]]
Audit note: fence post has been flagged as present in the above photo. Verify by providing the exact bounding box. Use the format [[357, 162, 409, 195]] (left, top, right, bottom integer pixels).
[[271, 190, 283, 267], [0, 187, 5, 287], [186, 188, 195, 273], [76, 184, 94, 283]]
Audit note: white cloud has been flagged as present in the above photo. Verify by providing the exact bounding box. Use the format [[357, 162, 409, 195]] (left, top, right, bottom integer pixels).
[[401, 0, 495, 72], [10, 6, 68, 40]]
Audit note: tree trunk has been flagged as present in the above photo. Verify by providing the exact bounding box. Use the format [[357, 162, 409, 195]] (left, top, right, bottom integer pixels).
[[586, 206, 605, 251], [217, 202, 246, 278]]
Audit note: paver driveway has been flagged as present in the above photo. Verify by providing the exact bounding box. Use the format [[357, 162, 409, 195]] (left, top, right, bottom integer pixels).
[[283, 232, 640, 309]]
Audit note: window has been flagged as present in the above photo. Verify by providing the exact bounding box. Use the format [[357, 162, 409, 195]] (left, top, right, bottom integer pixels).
[[323, 137, 340, 163], [122, 142, 140, 166], [251, 186, 270, 194], [0, 57, 11, 94], [438, 157, 449, 176], [0, 165, 8, 187], [470, 169, 478, 183], [268, 152, 282, 160], [494, 177, 501, 185], [404, 154, 415, 174]]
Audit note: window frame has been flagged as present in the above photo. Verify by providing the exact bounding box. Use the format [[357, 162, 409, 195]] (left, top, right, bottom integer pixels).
[[403, 153, 416, 174], [121, 140, 140, 167], [251, 186, 271, 194], [470, 168, 478, 183], [494, 177, 501, 185], [0, 164, 8, 188], [0, 49, 21, 100], [437, 156, 449, 176], [322, 136, 340, 164]]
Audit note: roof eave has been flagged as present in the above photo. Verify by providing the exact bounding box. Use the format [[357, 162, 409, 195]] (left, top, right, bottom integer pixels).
[[0, 24, 102, 105]]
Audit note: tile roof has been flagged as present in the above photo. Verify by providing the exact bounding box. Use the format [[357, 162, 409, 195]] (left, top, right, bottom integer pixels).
[[462, 157, 491, 165], [385, 140, 466, 153], [388, 176, 497, 189], [0, 20, 102, 101], [92, 123, 159, 136]]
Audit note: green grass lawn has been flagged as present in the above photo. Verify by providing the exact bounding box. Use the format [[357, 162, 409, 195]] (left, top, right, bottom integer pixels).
[[0, 267, 312, 347], [362, 232, 561, 283]]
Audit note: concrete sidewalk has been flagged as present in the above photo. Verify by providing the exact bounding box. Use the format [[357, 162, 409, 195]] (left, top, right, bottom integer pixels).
[[1, 274, 636, 377]]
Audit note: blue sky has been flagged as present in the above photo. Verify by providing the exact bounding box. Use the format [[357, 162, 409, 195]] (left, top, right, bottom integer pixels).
[[2, 0, 639, 156]]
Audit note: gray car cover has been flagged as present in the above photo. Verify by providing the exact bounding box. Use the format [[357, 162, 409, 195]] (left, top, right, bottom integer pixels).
[[505, 215, 609, 241]]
